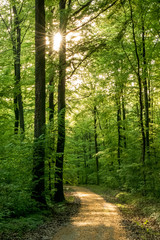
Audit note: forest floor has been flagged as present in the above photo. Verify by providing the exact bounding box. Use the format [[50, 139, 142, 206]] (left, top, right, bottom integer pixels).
[[1, 186, 160, 240], [0, 188, 80, 240]]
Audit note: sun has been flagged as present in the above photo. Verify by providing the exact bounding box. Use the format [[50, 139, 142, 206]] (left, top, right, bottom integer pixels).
[[53, 32, 62, 51], [53, 31, 81, 51]]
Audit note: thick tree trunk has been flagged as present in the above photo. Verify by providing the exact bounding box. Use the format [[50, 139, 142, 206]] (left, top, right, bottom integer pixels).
[[94, 106, 99, 185], [54, 0, 67, 202], [32, 0, 46, 205]]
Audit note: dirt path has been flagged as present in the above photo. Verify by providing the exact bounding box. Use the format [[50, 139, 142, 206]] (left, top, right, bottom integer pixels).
[[52, 186, 128, 240]]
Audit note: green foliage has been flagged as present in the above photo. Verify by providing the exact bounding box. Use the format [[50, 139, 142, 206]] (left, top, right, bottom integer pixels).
[[0, 135, 35, 219], [0, 212, 48, 237], [115, 192, 132, 204], [0, 0, 160, 236]]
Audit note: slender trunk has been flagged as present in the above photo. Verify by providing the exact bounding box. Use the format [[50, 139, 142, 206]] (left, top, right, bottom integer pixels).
[[54, 0, 67, 202], [48, 21, 55, 124], [13, 6, 25, 136], [117, 95, 122, 167], [94, 106, 99, 185], [17, 26, 24, 135], [49, 77, 54, 123], [122, 93, 126, 148], [97, 110, 105, 146], [83, 143, 88, 184], [141, 15, 150, 156], [129, 0, 145, 162], [88, 132, 92, 160], [129, 0, 146, 191], [149, 78, 154, 145], [32, 0, 46, 205], [47, 19, 55, 198], [77, 157, 80, 184], [48, 75, 55, 197], [13, 85, 19, 134]]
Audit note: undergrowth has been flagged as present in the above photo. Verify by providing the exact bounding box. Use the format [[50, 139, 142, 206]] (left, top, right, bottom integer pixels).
[[0, 188, 76, 240]]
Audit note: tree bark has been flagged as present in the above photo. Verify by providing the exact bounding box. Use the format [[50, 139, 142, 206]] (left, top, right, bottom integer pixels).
[[48, 74, 55, 198], [129, 0, 146, 192], [32, 0, 46, 205], [13, 5, 25, 136], [94, 106, 99, 185], [83, 141, 88, 185], [48, 26, 55, 198], [141, 14, 150, 156], [54, 0, 67, 202], [117, 95, 122, 167], [122, 93, 126, 148]]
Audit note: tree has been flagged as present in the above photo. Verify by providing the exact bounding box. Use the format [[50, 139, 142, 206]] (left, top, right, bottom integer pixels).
[[0, 1, 25, 136], [54, 0, 68, 202], [12, 4, 25, 136], [54, 0, 119, 201], [32, 0, 46, 205], [93, 105, 99, 185]]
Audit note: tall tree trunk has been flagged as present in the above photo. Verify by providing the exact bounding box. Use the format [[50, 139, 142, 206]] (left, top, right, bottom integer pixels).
[[122, 93, 126, 148], [54, 0, 67, 202], [48, 74, 55, 198], [117, 95, 122, 167], [49, 77, 54, 123], [88, 132, 92, 160], [13, 89, 19, 134], [94, 106, 99, 185], [129, 0, 146, 192], [83, 142, 88, 185], [141, 14, 150, 156], [13, 5, 25, 136], [48, 25, 55, 198], [32, 0, 46, 205]]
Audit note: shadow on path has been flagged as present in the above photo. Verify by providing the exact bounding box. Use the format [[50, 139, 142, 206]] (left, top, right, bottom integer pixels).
[[52, 186, 127, 240]]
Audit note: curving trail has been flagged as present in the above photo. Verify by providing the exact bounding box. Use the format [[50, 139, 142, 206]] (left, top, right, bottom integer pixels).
[[52, 186, 128, 240]]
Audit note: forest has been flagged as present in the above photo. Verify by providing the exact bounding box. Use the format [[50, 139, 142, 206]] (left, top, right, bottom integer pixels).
[[0, 0, 160, 239]]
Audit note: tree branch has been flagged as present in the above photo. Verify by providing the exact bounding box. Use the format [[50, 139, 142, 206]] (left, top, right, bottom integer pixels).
[[0, 13, 15, 46], [0, 14, 10, 35], [67, 0, 118, 34], [129, 0, 140, 75], [21, 24, 31, 44], [19, 0, 25, 15], [121, 41, 137, 75], [71, 0, 93, 17], [68, 42, 106, 79]]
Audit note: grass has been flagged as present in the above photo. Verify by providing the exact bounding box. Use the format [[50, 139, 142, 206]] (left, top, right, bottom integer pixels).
[[0, 210, 51, 239]]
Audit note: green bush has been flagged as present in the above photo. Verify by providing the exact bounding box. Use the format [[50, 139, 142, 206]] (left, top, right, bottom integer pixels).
[[115, 192, 132, 204]]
